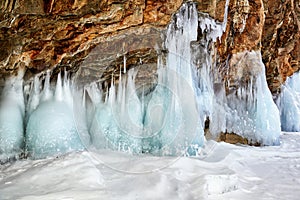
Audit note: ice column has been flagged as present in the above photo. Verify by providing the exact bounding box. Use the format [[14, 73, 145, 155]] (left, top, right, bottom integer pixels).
[[276, 71, 300, 132], [161, 2, 204, 154], [90, 71, 144, 153], [0, 72, 25, 160]]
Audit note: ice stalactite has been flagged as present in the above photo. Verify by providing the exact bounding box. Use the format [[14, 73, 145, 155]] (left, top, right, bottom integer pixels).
[[26, 71, 84, 159], [89, 69, 144, 153], [162, 2, 204, 154], [254, 58, 281, 145], [0, 71, 25, 161], [276, 71, 300, 132]]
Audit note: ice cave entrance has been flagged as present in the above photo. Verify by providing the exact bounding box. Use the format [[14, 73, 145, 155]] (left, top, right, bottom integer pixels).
[[0, 2, 283, 161]]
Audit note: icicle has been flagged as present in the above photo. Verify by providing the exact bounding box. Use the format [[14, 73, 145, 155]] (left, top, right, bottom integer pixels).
[[117, 67, 123, 104], [26, 70, 84, 159], [41, 70, 53, 102], [63, 69, 73, 108], [210, 51, 281, 145], [55, 72, 63, 101], [123, 55, 127, 74], [255, 62, 281, 145], [125, 69, 143, 134], [27, 75, 41, 116]]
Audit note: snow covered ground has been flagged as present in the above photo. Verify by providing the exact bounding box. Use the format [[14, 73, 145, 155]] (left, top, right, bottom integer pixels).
[[0, 132, 300, 200]]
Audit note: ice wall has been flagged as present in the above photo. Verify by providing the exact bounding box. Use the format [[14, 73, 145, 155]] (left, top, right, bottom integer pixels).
[[0, 72, 25, 161], [26, 72, 84, 159], [276, 71, 300, 132]]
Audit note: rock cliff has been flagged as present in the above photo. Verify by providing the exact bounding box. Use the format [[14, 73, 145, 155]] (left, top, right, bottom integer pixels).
[[1, 0, 298, 91]]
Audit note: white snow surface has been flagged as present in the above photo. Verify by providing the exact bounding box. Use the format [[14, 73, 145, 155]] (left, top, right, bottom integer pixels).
[[1, 132, 300, 200]]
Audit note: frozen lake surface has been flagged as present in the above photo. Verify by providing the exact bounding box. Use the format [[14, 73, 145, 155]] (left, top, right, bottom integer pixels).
[[1, 132, 300, 200]]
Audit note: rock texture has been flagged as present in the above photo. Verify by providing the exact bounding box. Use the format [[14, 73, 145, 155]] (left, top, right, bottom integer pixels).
[[216, 0, 267, 94], [217, 132, 249, 145], [1, 0, 299, 91], [0, 0, 186, 86], [262, 0, 300, 94]]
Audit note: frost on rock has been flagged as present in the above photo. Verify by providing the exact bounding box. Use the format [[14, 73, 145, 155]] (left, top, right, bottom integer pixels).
[[26, 71, 84, 159], [276, 71, 300, 132], [0, 71, 25, 160]]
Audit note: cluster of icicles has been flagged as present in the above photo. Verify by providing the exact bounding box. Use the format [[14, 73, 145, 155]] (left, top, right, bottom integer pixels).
[[0, 2, 297, 162], [0, 64, 202, 161], [0, 71, 84, 160]]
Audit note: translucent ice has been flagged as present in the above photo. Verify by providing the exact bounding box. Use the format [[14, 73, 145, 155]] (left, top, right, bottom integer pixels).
[[209, 51, 281, 145], [276, 71, 300, 132], [87, 69, 140, 152], [88, 3, 203, 155], [26, 72, 84, 158], [0, 72, 25, 160]]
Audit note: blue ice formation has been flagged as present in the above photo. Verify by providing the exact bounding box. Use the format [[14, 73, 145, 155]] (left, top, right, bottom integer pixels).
[[276, 71, 300, 132], [25, 71, 84, 159], [0, 71, 25, 160], [208, 51, 281, 145], [88, 3, 203, 155]]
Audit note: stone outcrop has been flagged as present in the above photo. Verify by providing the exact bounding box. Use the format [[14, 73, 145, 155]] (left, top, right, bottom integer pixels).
[[217, 132, 249, 145], [262, 0, 300, 94], [1, 0, 299, 92], [0, 0, 186, 86]]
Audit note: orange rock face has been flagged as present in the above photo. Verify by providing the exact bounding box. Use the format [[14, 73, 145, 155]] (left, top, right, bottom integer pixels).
[[262, 0, 300, 94], [0, 0, 299, 94], [0, 0, 186, 84], [218, 0, 265, 55]]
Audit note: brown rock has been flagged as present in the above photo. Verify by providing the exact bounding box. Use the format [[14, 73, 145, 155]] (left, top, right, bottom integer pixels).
[[218, 132, 249, 145], [262, 0, 300, 94], [217, 0, 265, 59]]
